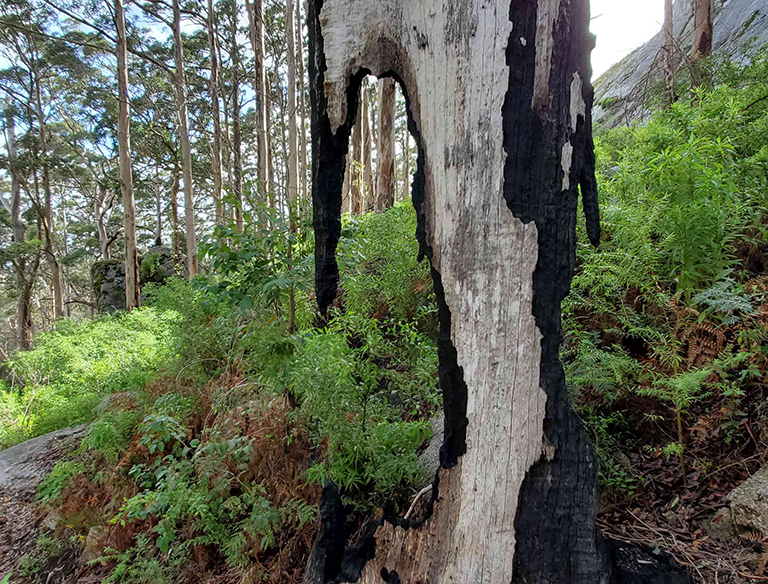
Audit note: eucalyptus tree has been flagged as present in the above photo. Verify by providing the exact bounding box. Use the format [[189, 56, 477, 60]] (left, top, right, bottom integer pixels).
[[375, 78, 395, 211]]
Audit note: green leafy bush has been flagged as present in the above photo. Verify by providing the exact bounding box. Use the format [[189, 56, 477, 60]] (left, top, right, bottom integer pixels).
[[0, 308, 179, 448], [37, 460, 83, 503]]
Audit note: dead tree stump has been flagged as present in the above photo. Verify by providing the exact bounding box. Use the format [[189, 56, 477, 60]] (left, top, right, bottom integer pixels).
[[306, 1, 685, 582]]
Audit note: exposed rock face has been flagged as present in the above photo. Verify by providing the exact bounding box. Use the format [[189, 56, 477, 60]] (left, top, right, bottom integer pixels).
[[593, 0, 768, 129], [729, 464, 768, 537], [0, 426, 87, 501], [140, 245, 182, 285], [92, 246, 184, 313], [91, 259, 125, 314]]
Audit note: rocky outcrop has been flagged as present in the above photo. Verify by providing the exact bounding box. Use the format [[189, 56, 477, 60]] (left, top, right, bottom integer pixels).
[[594, 0, 768, 129], [728, 463, 768, 537], [0, 426, 87, 501], [92, 246, 184, 314], [91, 259, 125, 314]]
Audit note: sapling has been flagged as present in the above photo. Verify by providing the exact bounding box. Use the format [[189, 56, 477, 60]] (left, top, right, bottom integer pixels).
[[638, 366, 712, 482]]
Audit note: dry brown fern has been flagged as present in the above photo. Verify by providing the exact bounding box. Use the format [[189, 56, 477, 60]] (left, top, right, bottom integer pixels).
[[686, 321, 727, 368]]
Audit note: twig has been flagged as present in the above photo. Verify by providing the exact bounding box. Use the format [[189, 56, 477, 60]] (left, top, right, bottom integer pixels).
[[743, 94, 768, 112], [703, 453, 762, 480], [403, 485, 432, 520], [739, 573, 768, 581]]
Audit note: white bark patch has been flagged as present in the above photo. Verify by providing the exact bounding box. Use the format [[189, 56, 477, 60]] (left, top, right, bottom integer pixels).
[[561, 140, 573, 191], [532, 0, 562, 109], [569, 71, 586, 132], [319, 1, 548, 581]]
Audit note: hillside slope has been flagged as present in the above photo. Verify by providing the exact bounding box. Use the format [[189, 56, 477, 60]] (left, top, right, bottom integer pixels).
[[593, 0, 768, 128]]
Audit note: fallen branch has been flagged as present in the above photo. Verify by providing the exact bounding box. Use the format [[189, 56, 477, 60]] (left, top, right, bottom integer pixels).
[[404, 485, 432, 520]]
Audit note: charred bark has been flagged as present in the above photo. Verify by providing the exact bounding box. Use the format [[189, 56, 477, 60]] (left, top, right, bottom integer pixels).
[[308, 0, 688, 582]]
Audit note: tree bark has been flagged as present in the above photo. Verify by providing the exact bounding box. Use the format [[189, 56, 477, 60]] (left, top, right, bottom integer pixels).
[[286, 0, 300, 211], [155, 178, 163, 246], [173, 0, 198, 277], [350, 99, 363, 215], [306, 0, 618, 582], [207, 0, 224, 227], [297, 0, 308, 217], [115, 0, 140, 311], [94, 184, 111, 259], [361, 84, 373, 214], [32, 66, 64, 321], [663, 0, 675, 107], [286, 0, 299, 332], [170, 163, 181, 258], [265, 73, 275, 212], [5, 109, 34, 350], [245, 0, 269, 206], [376, 78, 396, 211], [691, 0, 713, 63], [230, 4, 244, 234], [402, 125, 409, 202]]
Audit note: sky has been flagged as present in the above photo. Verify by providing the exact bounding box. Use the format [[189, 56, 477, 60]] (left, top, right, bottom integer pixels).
[[590, 0, 665, 78]]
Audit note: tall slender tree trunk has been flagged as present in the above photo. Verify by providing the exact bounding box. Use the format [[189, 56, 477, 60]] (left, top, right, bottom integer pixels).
[[6, 110, 33, 349], [245, 0, 269, 205], [173, 0, 198, 277], [663, 0, 675, 107], [350, 101, 363, 215], [342, 153, 351, 214], [691, 0, 713, 63], [402, 126, 409, 202], [285, 0, 299, 332], [296, 0, 308, 215], [361, 85, 372, 214], [62, 204, 71, 317], [285, 0, 300, 209], [115, 0, 140, 311], [207, 0, 224, 227], [170, 162, 181, 259], [155, 178, 163, 246], [300, 0, 652, 581], [376, 78, 396, 211], [230, 4, 245, 233], [265, 73, 275, 212], [32, 71, 64, 320], [94, 184, 111, 259]]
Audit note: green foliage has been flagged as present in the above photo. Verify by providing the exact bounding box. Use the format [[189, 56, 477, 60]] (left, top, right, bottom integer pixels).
[[0, 308, 179, 448], [99, 534, 181, 584], [292, 314, 434, 505], [338, 204, 435, 329], [692, 279, 756, 324], [195, 210, 314, 319], [17, 534, 66, 580], [37, 461, 83, 503], [81, 410, 139, 464], [564, 332, 644, 402]]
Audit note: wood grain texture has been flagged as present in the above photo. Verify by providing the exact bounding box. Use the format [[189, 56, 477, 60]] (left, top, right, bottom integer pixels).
[[307, 0, 611, 582]]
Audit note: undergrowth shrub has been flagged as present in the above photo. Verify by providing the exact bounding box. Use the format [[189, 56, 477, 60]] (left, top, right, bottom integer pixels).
[[566, 50, 768, 494], [0, 308, 178, 448], [37, 460, 83, 503], [338, 203, 435, 331]]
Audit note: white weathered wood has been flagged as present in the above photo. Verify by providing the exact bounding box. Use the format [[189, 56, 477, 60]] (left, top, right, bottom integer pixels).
[[315, 1, 584, 580]]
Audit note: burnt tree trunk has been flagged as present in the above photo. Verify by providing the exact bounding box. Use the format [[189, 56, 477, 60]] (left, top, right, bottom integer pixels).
[[308, 0, 690, 581], [306, 0, 615, 581], [691, 0, 713, 63]]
